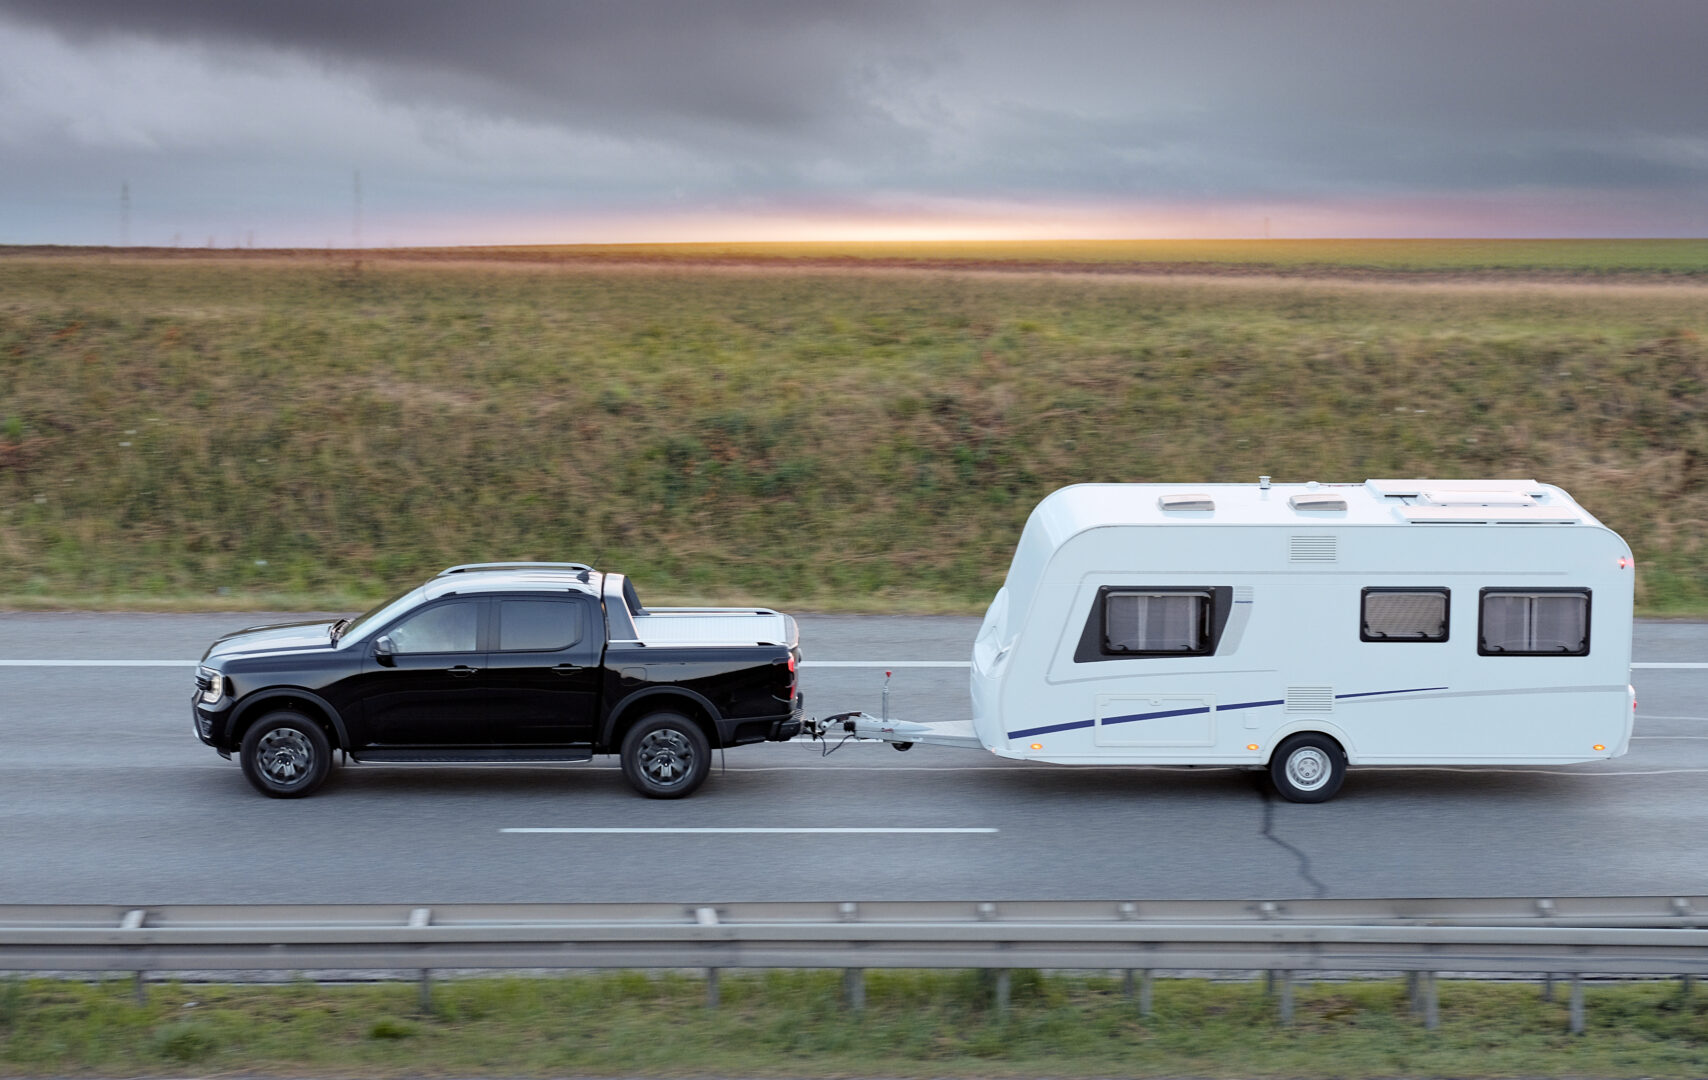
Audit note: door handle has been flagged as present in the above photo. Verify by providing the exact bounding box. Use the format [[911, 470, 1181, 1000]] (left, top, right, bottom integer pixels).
[[552, 663, 586, 676], [446, 665, 480, 678]]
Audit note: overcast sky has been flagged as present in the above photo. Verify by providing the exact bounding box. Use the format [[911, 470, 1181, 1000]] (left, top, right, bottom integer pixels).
[[3, 0, 1706, 245]]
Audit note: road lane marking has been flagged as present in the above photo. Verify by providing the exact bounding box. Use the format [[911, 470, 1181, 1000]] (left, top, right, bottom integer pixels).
[[1637, 714, 1708, 722], [1634, 662, 1708, 669], [501, 827, 998, 834], [0, 660, 196, 666]]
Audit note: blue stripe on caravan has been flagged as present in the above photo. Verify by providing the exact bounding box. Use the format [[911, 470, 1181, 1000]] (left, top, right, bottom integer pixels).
[[1335, 686, 1447, 700], [1006, 688, 1450, 741]]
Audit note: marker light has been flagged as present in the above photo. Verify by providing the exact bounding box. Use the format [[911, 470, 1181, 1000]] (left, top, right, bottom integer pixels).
[[1593, 744, 1606, 752], [1030, 743, 1044, 750], [1246, 743, 1260, 751], [1618, 556, 1634, 569]]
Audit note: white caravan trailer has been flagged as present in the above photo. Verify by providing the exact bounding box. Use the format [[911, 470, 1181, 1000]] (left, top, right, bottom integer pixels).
[[816, 479, 1636, 802]]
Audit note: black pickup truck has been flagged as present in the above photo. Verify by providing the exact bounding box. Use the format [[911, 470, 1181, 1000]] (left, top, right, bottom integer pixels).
[[192, 563, 803, 799]]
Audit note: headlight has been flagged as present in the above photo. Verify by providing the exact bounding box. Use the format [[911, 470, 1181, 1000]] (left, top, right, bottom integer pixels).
[[198, 666, 224, 704]]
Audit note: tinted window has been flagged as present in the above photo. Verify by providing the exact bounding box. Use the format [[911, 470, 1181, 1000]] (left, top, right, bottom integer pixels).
[[1479, 589, 1590, 656], [387, 601, 479, 654], [1104, 591, 1211, 655], [1362, 588, 1449, 642], [498, 599, 582, 651]]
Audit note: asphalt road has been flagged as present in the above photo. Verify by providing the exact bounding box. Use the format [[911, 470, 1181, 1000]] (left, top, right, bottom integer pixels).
[[1, 613, 1704, 904]]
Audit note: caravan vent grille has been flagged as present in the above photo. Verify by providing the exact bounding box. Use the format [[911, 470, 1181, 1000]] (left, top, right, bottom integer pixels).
[[1289, 535, 1337, 563], [1285, 686, 1335, 713]]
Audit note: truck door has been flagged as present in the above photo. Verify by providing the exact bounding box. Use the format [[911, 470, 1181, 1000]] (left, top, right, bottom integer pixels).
[[354, 597, 488, 746], [480, 595, 602, 746]]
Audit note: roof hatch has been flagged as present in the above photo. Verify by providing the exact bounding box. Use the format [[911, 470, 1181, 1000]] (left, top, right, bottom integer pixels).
[[1158, 493, 1214, 512], [1289, 493, 1348, 511]]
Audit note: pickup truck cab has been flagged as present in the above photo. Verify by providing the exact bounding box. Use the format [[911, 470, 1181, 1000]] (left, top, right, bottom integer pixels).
[[192, 563, 803, 799]]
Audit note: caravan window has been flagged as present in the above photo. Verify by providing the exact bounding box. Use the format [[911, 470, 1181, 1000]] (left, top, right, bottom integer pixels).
[[1103, 590, 1212, 656], [1361, 588, 1449, 642], [1478, 589, 1590, 656]]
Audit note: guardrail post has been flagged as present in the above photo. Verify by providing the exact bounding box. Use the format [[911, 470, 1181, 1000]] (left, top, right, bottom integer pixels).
[[993, 970, 1011, 1018], [409, 908, 432, 1014], [1422, 972, 1438, 1030], [1122, 969, 1134, 999], [844, 969, 865, 1010], [1278, 971, 1294, 1026], [1406, 971, 1419, 1015], [1569, 974, 1584, 1035], [1542, 972, 1554, 1001], [121, 909, 147, 1005], [1263, 969, 1275, 996], [1139, 969, 1154, 1018], [694, 907, 721, 1009], [1682, 974, 1695, 1002]]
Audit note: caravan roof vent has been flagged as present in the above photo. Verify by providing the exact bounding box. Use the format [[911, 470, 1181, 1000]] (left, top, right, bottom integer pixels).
[[1419, 489, 1537, 508], [1289, 493, 1348, 512], [1158, 493, 1215, 512]]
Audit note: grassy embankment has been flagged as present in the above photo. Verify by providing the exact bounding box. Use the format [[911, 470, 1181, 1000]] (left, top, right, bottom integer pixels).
[[3, 971, 1707, 1077], [2, 245, 1708, 612]]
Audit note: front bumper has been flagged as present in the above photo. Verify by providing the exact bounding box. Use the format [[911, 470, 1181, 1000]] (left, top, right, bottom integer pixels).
[[191, 690, 233, 754]]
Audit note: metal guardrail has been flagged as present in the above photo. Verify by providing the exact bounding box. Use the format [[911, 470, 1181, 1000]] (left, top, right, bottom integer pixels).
[[3, 897, 1705, 1032]]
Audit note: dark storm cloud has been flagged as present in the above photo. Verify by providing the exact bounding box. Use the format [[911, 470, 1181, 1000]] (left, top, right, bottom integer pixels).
[[8, 0, 1708, 195], [2, 0, 1706, 241], [0, 0, 942, 148]]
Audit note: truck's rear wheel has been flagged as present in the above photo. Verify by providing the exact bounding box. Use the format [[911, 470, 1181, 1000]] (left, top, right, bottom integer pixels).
[[621, 712, 711, 799], [1269, 733, 1346, 803], [240, 710, 332, 799]]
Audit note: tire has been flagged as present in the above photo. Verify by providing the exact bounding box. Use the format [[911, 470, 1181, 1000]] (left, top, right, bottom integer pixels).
[[620, 712, 711, 799], [240, 710, 333, 799], [1269, 732, 1346, 803]]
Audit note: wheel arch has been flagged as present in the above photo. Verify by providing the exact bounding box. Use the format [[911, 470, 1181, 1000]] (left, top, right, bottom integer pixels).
[[604, 687, 722, 750], [1263, 721, 1355, 765], [227, 689, 349, 750]]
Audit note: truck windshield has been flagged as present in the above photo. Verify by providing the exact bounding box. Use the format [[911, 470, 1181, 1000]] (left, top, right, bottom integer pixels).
[[335, 586, 423, 645]]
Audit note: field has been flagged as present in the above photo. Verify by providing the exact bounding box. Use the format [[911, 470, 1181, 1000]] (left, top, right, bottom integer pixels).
[[2, 244, 1708, 612], [3, 971, 1707, 1078]]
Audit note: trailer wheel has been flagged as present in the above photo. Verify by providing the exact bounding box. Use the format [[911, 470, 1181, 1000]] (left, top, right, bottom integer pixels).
[[891, 741, 914, 752], [621, 712, 711, 799], [1269, 733, 1346, 803]]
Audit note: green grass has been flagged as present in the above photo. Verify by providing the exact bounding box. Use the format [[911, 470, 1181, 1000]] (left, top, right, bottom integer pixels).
[[3, 250, 1708, 612], [432, 238, 1708, 274], [1, 971, 1705, 1077]]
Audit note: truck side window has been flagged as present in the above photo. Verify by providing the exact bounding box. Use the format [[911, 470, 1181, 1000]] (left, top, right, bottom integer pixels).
[[497, 599, 583, 652], [1103, 590, 1212, 656], [1478, 589, 1590, 656], [388, 600, 479, 654], [1361, 588, 1449, 642]]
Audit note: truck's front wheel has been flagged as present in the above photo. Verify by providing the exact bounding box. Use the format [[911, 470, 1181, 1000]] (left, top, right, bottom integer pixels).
[[240, 710, 332, 798], [621, 712, 711, 799]]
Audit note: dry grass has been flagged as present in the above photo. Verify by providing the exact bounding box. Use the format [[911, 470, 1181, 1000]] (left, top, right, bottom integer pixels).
[[2, 250, 1707, 611]]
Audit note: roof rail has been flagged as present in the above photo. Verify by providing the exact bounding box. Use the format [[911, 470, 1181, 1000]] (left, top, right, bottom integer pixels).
[[437, 561, 594, 576]]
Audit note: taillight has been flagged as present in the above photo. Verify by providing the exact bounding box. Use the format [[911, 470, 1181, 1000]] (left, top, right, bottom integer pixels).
[[788, 653, 798, 699]]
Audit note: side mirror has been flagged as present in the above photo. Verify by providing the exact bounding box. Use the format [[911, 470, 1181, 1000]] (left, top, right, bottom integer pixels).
[[374, 634, 396, 665]]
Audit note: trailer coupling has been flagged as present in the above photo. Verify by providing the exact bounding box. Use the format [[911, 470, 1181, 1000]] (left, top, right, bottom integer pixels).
[[805, 711, 984, 751]]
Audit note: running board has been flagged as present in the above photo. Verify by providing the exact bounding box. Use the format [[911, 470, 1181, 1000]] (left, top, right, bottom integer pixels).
[[351, 749, 594, 765], [815, 712, 985, 750]]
